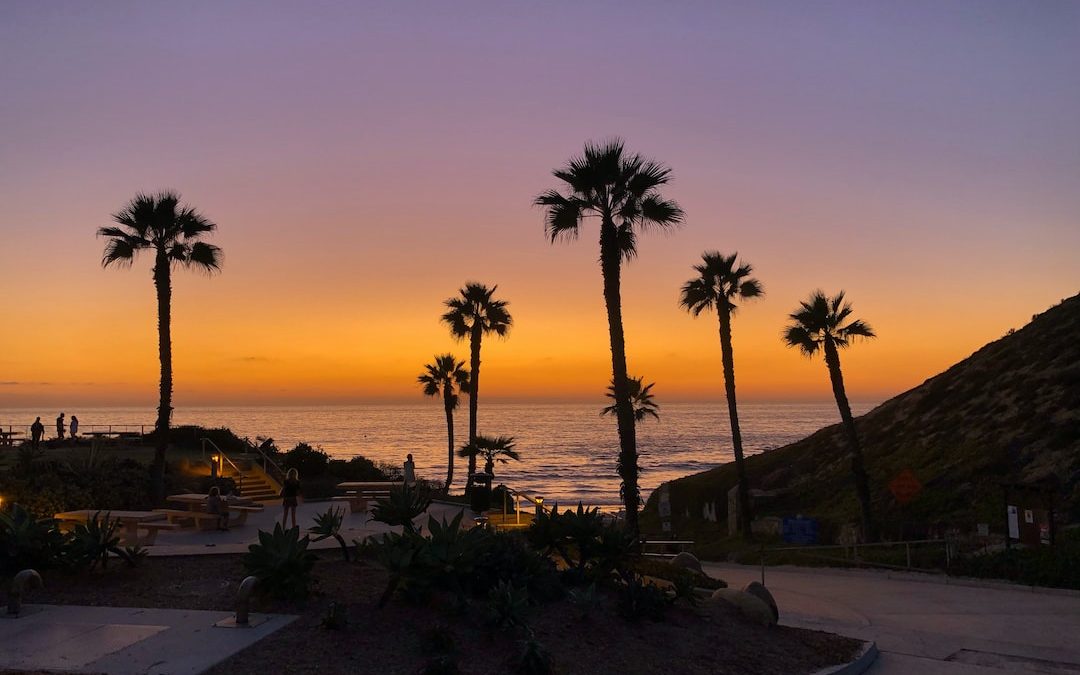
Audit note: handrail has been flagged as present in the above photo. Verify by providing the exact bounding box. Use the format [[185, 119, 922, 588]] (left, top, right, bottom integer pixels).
[[201, 438, 244, 493], [245, 438, 286, 486], [756, 537, 957, 587], [495, 484, 549, 526]]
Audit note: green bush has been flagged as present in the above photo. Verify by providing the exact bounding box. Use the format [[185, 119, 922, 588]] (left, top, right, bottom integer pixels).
[[309, 506, 349, 561], [484, 580, 530, 631], [513, 631, 556, 675], [65, 512, 126, 571], [616, 576, 670, 622], [243, 524, 317, 600], [0, 503, 67, 578], [281, 443, 330, 477], [370, 485, 431, 535], [527, 504, 637, 585]]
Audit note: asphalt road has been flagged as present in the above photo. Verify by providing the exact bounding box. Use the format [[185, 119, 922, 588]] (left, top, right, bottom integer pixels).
[[702, 562, 1080, 674]]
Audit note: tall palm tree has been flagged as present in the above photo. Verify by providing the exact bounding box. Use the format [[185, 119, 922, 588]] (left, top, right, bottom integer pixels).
[[441, 283, 512, 484], [535, 139, 683, 534], [680, 251, 763, 539], [600, 376, 659, 422], [457, 434, 520, 481], [783, 290, 876, 541], [417, 354, 470, 492], [98, 191, 222, 503]]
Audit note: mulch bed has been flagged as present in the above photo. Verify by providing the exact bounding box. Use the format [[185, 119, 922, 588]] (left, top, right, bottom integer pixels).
[[19, 553, 862, 675]]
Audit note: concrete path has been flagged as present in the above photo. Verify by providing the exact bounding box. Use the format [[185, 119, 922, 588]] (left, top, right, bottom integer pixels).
[[148, 499, 470, 556], [0, 604, 296, 674], [702, 563, 1080, 674]]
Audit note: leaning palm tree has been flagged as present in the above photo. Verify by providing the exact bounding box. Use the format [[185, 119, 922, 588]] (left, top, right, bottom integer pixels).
[[98, 191, 222, 503], [600, 376, 659, 422], [417, 354, 470, 492], [457, 434, 520, 481], [535, 139, 683, 534], [680, 251, 763, 539], [783, 290, 876, 541], [441, 283, 512, 484]]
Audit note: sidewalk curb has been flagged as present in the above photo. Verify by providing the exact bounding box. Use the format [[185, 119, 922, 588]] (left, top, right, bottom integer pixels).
[[702, 562, 1080, 598], [812, 641, 878, 675]]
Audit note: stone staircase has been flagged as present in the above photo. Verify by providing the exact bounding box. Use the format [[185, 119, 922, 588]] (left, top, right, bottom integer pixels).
[[222, 460, 281, 503]]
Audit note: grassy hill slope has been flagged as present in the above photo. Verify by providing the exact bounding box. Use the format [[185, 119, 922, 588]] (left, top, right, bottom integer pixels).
[[642, 293, 1080, 542]]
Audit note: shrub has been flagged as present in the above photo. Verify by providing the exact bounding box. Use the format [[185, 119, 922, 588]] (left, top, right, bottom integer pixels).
[[472, 532, 563, 601], [243, 524, 317, 600], [527, 504, 637, 585], [616, 576, 670, 622], [0, 503, 67, 578], [485, 580, 530, 631], [513, 631, 556, 675], [281, 443, 330, 477], [328, 456, 388, 481]]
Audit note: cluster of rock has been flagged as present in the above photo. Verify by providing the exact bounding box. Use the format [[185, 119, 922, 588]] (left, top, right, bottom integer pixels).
[[669, 552, 779, 628]]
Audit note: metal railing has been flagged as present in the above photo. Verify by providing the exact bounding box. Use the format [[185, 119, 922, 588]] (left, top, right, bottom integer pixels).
[[495, 485, 549, 526], [244, 439, 286, 486], [756, 537, 957, 586], [201, 438, 244, 493]]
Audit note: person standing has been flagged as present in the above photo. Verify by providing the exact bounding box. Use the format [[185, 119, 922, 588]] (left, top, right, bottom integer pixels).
[[56, 413, 65, 441], [280, 468, 301, 529], [403, 453, 416, 487], [30, 417, 45, 450], [69, 415, 79, 443]]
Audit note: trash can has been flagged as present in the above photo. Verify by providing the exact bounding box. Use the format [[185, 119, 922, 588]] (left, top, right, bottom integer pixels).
[[470, 472, 494, 512]]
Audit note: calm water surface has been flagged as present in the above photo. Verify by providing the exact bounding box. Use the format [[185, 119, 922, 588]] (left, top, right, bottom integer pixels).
[[0, 402, 876, 506]]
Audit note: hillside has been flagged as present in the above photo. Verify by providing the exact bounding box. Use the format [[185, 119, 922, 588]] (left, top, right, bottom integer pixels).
[[642, 293, 1080, 542]]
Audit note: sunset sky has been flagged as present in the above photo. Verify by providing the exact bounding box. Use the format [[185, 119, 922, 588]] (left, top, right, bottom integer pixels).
[[1, 2, 1077, 408]]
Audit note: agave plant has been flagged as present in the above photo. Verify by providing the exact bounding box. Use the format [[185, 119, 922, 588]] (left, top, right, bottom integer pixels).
[[66, 512, 125, 571], [309, 506, 349, 561], [370, 484, 432, 535], [242, 524, 317, 600], [0, 503, 67, 577]]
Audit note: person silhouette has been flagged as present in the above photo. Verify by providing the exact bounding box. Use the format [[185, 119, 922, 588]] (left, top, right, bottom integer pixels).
[[30, 417, 45, 450], [69, 415, 79, 443], [56, 412, 65, 441], [404, 453, 416, 487]]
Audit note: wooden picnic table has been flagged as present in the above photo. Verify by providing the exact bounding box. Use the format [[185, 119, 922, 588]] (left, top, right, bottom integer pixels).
[[0, 431, 23, 446], [167, 493, 260, 509], [336, 481, 401, 490], [54, 509, 171, 545], [334, 481, 399, 513]]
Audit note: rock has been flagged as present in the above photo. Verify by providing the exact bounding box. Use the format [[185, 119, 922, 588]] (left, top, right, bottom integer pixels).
[[741, 581, 779, 623], [709, 588, 776, 627], [670, 551, 703, 575]]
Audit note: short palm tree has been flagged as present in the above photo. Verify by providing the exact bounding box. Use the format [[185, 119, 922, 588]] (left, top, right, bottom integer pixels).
[[680, 251, 762, 539], [783, 290, 876, 540], [535, 139, 683, 534], [417, 354, 470, 492], [441, 283, 512, 484], [600, 376, 659, 422], [457, 434, 520, 481], [98, 191, 222, 503]]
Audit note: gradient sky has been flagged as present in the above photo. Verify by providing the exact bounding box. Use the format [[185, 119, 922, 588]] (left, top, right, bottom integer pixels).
[[1, 1, 1078, 408]]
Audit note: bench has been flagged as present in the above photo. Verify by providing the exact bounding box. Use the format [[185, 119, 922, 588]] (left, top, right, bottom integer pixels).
[[333, 490, 391, 514], [642, 540, 695, 558], [153, 508, 227, 529], [134, 521, 181, 545]]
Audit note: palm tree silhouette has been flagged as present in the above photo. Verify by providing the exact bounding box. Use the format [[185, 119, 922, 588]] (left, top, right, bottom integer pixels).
[[783, 290, 876, 540], [600, 376, 659, 422], [98, 191, 222, 503], [680, 252, 763, 539], [535, 139, 683, 533], [457, 434, 520, 481], [417, 354, 470, 492], [441, 283, 512, 485]]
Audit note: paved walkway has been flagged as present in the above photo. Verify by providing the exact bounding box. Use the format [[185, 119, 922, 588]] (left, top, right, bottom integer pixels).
[[148, 499, 470, 555], [702, 562, 1080, 674], [0, 605, 296, 674]]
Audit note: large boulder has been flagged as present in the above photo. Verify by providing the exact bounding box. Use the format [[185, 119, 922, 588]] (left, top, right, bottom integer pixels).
[[709, 588, 776, 627], [670, 551, 703, 575], [741, 581, 779, 623]]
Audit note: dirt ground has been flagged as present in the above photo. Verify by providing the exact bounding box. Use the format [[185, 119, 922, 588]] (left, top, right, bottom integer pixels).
[[20, 553, 862, 675]]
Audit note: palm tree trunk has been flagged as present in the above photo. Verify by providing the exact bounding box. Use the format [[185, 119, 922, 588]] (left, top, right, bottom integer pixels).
[[152, 250, 173, 505], [718, 310, 752, 539], [823, 338, 874, 541], [443, 390, 455, 492], [467, 324, 482, 486], [599, 219, 639, 535]]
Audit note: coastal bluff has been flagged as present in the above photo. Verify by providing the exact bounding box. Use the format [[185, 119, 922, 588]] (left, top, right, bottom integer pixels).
[[643, 293, 1080, 541]]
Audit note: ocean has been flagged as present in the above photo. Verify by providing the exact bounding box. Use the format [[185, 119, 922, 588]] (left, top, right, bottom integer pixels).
[[1, 402, 876, 506]]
